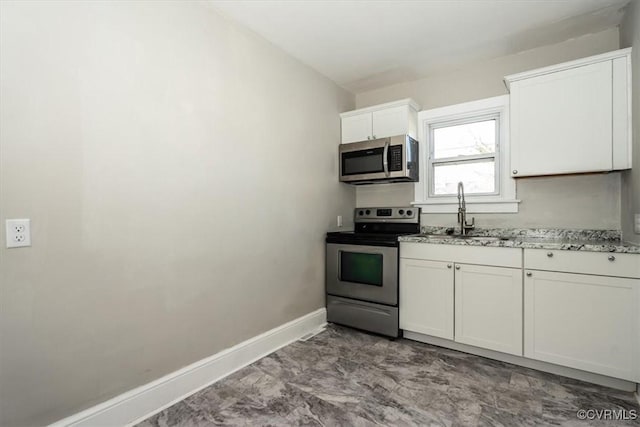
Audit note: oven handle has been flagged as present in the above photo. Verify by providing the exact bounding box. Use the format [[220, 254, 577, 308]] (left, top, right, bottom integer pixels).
[[383, 140, 390, 176]]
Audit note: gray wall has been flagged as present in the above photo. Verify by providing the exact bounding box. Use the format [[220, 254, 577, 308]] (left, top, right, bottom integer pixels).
[[355, 28, 623, 230], [620, 0, 640, 244], [0, 2, 355, 425], [357, 174, 621, 230]]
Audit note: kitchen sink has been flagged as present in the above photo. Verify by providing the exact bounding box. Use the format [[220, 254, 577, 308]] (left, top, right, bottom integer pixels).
[[462, 236, 506, 241], [420, 235, 509, 242]]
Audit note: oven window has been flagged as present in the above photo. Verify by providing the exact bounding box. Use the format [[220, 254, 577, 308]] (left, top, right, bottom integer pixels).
[[340, 251, 383, 286], [342, 148, 384, 175]]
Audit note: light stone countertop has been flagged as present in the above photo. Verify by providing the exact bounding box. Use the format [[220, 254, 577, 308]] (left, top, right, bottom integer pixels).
[[399, 227, 640, 254]]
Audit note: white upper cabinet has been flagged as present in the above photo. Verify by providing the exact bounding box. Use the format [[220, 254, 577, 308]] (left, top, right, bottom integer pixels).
[[341, 113, 373, 144], [340, 99, 419, 144], [505, 48, 632, 177]]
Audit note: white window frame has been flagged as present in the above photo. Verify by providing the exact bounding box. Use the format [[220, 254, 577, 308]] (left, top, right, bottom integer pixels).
[[428, 113, 501, 198], [413, 95, 519, 213]]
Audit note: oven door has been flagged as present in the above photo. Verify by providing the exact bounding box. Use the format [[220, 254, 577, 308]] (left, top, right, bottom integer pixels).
[[326, 243, 398, 306]]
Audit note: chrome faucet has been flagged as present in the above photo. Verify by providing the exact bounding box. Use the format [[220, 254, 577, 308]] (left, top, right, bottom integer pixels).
[[457, 181, 475, 235]]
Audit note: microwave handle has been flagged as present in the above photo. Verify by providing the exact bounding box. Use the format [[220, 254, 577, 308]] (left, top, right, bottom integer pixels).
[[383, 141, 390, 176]]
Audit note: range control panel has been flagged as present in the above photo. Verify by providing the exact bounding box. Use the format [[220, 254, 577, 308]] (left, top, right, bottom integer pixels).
[[354, 207, 419, 223]]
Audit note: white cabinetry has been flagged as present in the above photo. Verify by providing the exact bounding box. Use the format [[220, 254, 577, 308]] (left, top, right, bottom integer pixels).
[[399, 243, 523, 355], [524, 249, 640, 382], [341, 114, 372, 144], [340, 99, 419, 144], [399, 259, 454, 339], [455, 264, 522, 355], [505, 48, 632, 177]]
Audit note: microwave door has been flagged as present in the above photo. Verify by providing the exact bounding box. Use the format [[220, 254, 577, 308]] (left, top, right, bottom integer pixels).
[[341, 149, 386, 180], [340, 139, 389, 182], [339, 135, 418, 183]]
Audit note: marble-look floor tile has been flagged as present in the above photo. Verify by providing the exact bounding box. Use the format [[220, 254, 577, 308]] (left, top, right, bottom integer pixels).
[[478, 405, 549, 427], [136, 325, 640, 426], [136, 401, 218, 427]]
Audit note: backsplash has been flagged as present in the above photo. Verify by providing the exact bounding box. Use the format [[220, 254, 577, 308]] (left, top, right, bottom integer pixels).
[[355, 173, 621, 230]]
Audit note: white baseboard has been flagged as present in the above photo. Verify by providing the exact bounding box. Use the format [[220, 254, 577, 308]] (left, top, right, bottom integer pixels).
[[50, 308, 327, 427], [404, 331, 637, 392]]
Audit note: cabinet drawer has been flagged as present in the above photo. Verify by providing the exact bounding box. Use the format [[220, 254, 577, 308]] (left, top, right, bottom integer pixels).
[[327, 295, 398, 337], [525, 249, 640, 279], [400, 242, 521, 268]]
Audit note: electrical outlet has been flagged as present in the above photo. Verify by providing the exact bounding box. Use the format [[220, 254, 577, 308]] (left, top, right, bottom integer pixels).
[[635, 214, 640, 234], [6, 219, 31, 248], [337, 215, 343, 227]]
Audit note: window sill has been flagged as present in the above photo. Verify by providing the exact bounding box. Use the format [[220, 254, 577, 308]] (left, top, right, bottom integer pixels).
[[412, 199, 520, 214]]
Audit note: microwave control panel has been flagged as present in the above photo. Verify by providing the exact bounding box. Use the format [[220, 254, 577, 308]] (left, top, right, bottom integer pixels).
[[389, 145, 403, 171]]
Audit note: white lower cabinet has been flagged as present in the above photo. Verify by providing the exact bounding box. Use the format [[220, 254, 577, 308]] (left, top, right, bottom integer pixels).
[[399, 259, 454, 339], [455, 264, 523, 355], [524, 269, 640, 382], [400, 243, 640, 384], [399, 243, 523, 354]]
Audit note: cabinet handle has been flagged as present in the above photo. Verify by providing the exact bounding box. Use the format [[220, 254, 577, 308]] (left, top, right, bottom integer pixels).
[[447, 264, 452, 269], [367, 136, 371, 140], [526, 272, 532, 277], [455, 265, 461, 270], [372, 135, 376, 139], [546, 252, 553, 258], [512, 170, 518, 175], [608, 255, 616, 262]]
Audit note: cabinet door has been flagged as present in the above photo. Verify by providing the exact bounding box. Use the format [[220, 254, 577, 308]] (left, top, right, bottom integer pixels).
[[510, 61, 612, 177], [341, 113, 372, 143], [372, 105, 408, 139], [524, 270, 640, 381], [454, 264, 523, 355], [399, 258, 454, 339]]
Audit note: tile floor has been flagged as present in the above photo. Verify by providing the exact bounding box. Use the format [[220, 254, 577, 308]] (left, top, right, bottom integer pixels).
[[137, 325, 640, 426]]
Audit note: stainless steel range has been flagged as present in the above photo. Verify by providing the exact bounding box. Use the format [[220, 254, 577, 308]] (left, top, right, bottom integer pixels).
[[325, 207, 420, 337]]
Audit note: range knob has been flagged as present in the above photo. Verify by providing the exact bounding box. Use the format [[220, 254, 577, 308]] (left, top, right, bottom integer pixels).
[[399, 209, 405, 215], [407, 210, 413, 216], [365, 209, 371, 215], [358, 210, 364, 216]]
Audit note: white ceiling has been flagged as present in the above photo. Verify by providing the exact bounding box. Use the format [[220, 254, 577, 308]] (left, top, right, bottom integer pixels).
[[209, 0, 630, 93]]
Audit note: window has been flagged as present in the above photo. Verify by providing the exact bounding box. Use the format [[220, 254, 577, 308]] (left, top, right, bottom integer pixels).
[[430, 117, 498, 196], [413, 95, 518, 213]]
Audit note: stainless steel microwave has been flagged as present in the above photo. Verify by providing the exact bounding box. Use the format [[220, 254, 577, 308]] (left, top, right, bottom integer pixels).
[[339, 135, 419, 184]]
